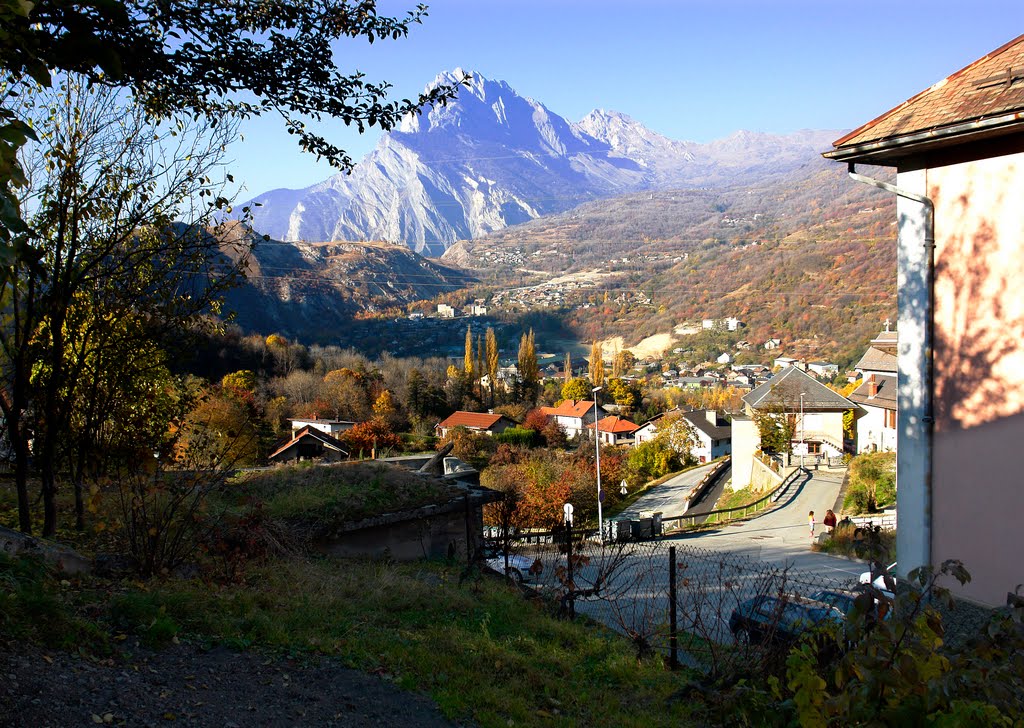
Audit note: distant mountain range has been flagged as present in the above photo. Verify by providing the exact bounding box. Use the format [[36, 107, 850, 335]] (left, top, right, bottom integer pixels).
[[245, 70, 843, 256]]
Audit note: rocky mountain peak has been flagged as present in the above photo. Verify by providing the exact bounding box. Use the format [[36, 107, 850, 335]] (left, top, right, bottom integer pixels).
[[246, 72, 843, 256]]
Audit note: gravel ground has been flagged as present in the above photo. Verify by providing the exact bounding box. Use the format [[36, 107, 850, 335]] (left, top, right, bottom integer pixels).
[[0, 643, 459, 727]]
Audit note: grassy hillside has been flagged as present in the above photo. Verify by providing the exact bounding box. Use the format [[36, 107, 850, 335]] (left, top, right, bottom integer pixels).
[[444, 159, 897, 366]]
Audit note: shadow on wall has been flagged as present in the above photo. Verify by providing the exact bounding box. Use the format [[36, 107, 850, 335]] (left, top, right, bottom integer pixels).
[[932, 174, 1024, 432]]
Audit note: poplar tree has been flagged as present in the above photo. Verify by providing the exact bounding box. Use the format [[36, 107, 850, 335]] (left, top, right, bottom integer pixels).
[[517, 329, 539, 404], [464, 325, 474, 378], [485, 327, 499, 407], [589, 340, 605, 388]]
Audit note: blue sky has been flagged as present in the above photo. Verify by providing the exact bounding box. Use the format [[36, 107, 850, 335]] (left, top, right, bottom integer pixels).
[[229, 1, 1023, 196]]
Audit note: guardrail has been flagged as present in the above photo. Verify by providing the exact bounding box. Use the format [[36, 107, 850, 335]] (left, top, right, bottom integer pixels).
[[661, 466, 807, 533], [682, 457, 731, 512]]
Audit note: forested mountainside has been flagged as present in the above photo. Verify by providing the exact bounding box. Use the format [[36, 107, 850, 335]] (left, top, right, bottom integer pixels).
[[443, 159, 898, 367], [214, 223, 475, 342]]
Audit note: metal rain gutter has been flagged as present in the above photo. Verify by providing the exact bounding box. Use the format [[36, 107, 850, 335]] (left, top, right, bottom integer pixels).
[[846, 162, 934, 570]]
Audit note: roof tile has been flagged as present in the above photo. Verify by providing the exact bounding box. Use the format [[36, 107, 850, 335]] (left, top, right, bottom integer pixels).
[[833, 34, 1024, 149]]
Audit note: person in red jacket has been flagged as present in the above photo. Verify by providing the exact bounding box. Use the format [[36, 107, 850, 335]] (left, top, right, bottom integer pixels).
[[823, 509, 838, 533]]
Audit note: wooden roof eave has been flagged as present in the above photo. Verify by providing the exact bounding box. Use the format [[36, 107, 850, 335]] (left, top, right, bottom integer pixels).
[[824, 111, 1024, 165]]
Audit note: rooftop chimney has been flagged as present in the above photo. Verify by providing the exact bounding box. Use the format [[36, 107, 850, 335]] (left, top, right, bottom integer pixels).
[[867, 375, 878, 398]]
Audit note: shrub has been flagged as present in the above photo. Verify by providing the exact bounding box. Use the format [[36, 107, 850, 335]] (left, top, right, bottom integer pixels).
[[495, 426, 538, 447], [845, 451, 896, 512], [843, 482, 871, 513]]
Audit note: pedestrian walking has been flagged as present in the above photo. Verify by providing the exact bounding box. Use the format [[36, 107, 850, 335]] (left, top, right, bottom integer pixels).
[[809, 510, 815, 538]]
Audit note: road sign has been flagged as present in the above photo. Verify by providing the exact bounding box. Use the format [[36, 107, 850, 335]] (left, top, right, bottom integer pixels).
[[563, 503, 574, 524], [620, 479, 628, 495], [792, 443, 808, 456]]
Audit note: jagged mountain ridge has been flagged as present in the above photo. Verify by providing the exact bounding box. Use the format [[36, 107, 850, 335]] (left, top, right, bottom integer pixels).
[[246, 70, 842, 256], [212, 222, 475, 340]]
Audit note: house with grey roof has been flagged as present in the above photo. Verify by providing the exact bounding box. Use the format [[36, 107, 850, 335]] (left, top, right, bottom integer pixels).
[[682, 410, 732, 463], [848, 324, 898, 454], [732, 366, 858, 488]]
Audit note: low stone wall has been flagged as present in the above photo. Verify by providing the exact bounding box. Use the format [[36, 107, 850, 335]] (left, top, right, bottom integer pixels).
[[750, 457, 784, 493], [316, 486, 501, 562], [844, 510, 897, 530]]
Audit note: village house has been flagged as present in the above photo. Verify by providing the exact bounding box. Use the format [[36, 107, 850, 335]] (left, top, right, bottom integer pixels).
[[586, 415, 640, 446], [825, 34, 1024, 605], [806, 361, 839, 379], [763, 338, 782, 350], [289, 418, 355, 437], [849, 324, 899, 454], [540, 399, 601, 439], [633, 409, 678, 446], [435, 411, 516, 438], [731, 366, 856, 488], [269, 425, 349, 464], [682, 409, 732, 463], [436, 303, 456, 318], [773, 356, 803, 370]]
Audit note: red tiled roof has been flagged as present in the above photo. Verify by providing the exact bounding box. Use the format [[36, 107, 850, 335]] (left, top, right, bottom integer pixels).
[[436, 411, 505, 430], [548, 399, 595, 418], [586, 415, 639, 434], [829, 34, 1024, 157]]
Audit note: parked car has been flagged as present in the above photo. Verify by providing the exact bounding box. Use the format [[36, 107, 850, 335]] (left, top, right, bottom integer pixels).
[[483, 546, 538, 584], [809, 587, 890, 622], [859, 561, 897, 593], [729, 594, 844, 646]]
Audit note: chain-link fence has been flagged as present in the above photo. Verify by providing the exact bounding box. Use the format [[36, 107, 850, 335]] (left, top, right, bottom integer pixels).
[[483, 529, 861, 677]]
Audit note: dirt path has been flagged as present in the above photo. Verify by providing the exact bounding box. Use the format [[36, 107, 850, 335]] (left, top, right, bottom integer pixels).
[[1, 643, 459, 727]]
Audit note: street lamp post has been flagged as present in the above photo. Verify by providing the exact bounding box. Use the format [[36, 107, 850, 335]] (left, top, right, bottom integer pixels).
[[799, 392, 806, 470], [593, 386, 604, 544]]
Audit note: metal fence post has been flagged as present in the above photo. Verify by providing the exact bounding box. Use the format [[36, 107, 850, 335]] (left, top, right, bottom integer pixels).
[[464, 493, 472, 565], [566, 518, 575, 619], [669, 545, 678, 669]]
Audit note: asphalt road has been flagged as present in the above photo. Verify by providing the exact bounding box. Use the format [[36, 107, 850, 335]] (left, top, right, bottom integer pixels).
[[676, 469, 864, 582], [617, 462, 721, 521], [516, 469, 865, 664]]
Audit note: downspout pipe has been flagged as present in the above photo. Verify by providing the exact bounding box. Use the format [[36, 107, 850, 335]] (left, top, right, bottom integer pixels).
[[846, 162, 935, 572]]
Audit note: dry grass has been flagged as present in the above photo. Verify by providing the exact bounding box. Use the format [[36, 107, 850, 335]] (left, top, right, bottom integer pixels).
[[227, 461, 462, 526]]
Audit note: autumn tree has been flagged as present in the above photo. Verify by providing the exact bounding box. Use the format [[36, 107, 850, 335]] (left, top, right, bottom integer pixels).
[[561, 377, 592, 402], [0, 0, 465, 279], [589, 340, 605, 388], [517, 329, 539, 405], [607, 378, 640, 416], [614, 349, 636, 376], [344, 419, 401, 457], [753, 402, 796, 455], [485, 327, 499, 406], [463, 325, 474, 378], [1, 79, 247, 536], [564, 351, 572, 382]]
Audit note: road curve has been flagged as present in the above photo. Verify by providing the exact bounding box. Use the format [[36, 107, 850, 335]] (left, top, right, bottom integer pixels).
[[616, 462, 721, 521]]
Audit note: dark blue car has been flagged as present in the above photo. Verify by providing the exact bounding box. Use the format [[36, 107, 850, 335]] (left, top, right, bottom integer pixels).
[[729, 594, 844, 646]]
